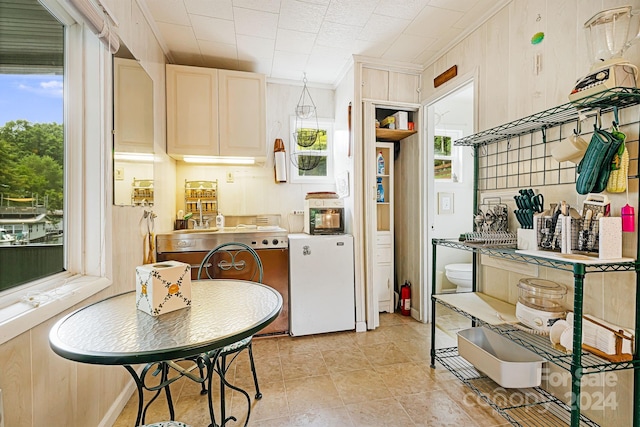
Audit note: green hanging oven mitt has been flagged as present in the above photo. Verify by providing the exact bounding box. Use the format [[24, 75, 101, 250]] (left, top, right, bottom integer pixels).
[[576, 126, 618, 195], [592, 128, 625, 193]]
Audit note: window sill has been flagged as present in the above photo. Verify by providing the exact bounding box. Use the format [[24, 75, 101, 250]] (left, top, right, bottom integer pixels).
[[0, 275, 111, 346]]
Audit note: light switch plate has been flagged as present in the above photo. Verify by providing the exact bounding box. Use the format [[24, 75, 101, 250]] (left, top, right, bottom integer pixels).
[[438, 192, 454, 214], [114, 167, 124, 181]]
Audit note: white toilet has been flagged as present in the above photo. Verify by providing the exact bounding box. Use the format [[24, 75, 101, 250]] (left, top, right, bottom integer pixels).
[[444, 263, 473, 293]]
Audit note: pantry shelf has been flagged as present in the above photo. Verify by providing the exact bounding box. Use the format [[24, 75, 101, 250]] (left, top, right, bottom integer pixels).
[[375, 128, 416, 141], [435, 347, 600, 427]]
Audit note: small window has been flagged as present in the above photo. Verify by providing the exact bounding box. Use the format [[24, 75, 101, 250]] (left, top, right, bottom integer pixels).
[[434, 129, 462, 181], [289, 116, 333, 183]]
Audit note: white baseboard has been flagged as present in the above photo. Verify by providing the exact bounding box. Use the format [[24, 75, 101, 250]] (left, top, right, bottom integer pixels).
[[97, 375, 137, 427]]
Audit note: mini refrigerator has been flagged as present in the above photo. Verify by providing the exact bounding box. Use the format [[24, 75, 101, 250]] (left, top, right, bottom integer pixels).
[[288, 233, 355, 336]]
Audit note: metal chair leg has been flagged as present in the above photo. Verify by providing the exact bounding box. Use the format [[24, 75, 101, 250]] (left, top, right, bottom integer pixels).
[[198, 365, 208, 395], [247, 343, 261, 399]]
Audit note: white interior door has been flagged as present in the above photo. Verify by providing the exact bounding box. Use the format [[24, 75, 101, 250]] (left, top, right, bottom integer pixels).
[[422, 76, 477, 322]]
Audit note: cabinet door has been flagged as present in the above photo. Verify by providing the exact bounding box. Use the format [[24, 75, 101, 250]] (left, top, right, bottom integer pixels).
[[218, 69, 266, 157], [114, 58, 153, 153], [166, 64, 219, 157], [389, 72, 420, 103], [361, 67, 389, 101]]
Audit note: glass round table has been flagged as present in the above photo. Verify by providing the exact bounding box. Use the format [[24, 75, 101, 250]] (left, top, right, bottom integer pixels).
[[49, 279, 282, 427]]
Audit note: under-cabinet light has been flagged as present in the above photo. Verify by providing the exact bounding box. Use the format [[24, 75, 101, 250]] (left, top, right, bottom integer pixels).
[[182, 156, 256, 165], [114, 152, 155, 162]]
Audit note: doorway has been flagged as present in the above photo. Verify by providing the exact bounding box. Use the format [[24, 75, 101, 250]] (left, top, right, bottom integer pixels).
[[422, 78, 476, 322]]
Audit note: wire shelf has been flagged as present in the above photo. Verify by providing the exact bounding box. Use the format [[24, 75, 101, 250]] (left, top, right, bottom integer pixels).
[[432, 238, 637, 273], [455, 88, 640, 147], [435, 348, 600, 427], [433, 298, 639, 374]]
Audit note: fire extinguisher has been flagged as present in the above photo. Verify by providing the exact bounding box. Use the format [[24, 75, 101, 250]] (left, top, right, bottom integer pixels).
[[400, 280, 411, 316]]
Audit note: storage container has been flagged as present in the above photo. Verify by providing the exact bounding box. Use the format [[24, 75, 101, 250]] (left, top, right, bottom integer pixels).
[[517, 278, 566, 312], [457, 327, 545, 388]]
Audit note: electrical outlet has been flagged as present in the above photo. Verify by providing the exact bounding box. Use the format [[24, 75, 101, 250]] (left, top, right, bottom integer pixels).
[[292, 210, 304, 215], [226, 172, 234, 183]]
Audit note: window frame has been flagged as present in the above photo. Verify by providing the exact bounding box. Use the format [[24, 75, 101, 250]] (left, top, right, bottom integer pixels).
[[433, 128, 463, 182], [0, 1, 111, 345], [289, 116, 334, 184]]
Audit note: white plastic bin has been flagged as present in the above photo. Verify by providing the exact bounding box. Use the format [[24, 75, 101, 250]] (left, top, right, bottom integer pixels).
[[457, 327, 545, 388]]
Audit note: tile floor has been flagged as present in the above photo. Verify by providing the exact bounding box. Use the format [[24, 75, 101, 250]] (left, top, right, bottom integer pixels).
[[113, 311, 510, 427]]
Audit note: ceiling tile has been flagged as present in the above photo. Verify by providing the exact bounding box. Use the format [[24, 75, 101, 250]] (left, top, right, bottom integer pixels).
[[270, 66, 308, 81], [190, 15, 236, 44], [236, 35, 275, 60], [374, 0, 430, 20], [315, 21, 361, 51], [278, 0, 327, 33], [273, 50, 309, 71], [405, 6, 464, 38], [198, 39, 238, 59], [238, 56, 273, 75], [354, 39, 393, 58], [156, 22, 200, 53], [234, 7, 278, 38], [414, 47, 439, 65], [304, 57, 343, 84], [143, 0, 511, 83], [185, 0, 233, 20], [381, 33, 435, 62], [309, 44, 352, 61], [145, 0, 191, 25], [232, 0, 281, 13], [324, 0, 378, 27], [358, 13, 410, 42], [275, 29, 316, 53]]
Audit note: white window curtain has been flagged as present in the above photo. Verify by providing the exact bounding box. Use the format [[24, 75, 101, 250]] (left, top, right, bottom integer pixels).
[[64, 0, 119, 53]]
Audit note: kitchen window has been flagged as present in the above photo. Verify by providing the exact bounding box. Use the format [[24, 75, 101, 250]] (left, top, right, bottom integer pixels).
[[0, 0, 65, 291], [289, 116, 334, 183], [0, 0, 110, 345]]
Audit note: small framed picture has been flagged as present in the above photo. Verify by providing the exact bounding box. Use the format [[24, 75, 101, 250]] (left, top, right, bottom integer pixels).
[[438, 192, 454, 214]]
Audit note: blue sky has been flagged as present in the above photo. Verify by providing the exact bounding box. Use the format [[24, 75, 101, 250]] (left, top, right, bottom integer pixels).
[[0, 74, 63, 126]]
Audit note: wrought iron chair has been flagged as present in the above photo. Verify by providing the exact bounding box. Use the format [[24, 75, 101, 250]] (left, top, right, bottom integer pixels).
[[196, 242, 264, 425]]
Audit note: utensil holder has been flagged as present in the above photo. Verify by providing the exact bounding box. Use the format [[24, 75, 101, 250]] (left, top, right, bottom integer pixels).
[[535, 215, 567, 252], [566, 216, 621, 259]]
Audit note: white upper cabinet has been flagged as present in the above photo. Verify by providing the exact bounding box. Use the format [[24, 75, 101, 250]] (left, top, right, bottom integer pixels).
[[166, 64, 266, 159], [361, 66, 421, 104], [218, 69, 266, 158], [114, 58, 154, 153]]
